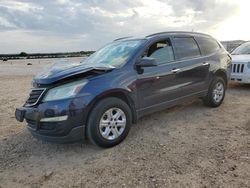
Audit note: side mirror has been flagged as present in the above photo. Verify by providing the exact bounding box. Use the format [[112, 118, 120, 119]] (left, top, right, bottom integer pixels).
[[136, 57, 157, 68]]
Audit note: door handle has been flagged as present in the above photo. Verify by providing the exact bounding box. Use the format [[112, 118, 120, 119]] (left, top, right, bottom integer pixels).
[[171, 68, 180, 73], [202, 62, 209, 66]]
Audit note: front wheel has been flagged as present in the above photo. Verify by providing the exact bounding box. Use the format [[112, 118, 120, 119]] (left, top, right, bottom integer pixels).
[[87, 97, 132, 148], [203, 76, 226, 107]]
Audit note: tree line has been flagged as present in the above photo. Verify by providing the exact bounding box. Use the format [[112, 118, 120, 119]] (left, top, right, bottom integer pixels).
[[0, 51, 95, 61]]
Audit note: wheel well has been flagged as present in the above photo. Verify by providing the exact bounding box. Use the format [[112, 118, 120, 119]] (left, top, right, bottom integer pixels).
[[86, 91, 137, 125], [214, 70, 228, 86]]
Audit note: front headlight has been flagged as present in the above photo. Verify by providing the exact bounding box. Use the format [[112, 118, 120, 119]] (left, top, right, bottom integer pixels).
[[248, 62, 250, 69], [43, 79, 88, 102]]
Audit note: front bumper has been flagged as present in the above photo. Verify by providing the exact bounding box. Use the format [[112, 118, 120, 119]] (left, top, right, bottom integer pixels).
[[230, 73, 250, 83], [230, 62, 250, 83], [15, 97, 89, 143], [29, 125, 85, 143]]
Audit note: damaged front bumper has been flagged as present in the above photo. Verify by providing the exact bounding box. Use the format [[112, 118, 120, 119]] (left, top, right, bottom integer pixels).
[[15, 97, 89, 143]]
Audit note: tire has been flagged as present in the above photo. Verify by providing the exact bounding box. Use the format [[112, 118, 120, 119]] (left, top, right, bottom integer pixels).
[[87, 97, 132, 148], [203, 76, 226, 107]]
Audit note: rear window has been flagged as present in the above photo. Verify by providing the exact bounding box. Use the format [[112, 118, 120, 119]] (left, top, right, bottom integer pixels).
[[173, 37, 201, 60], [196, 37, 221, 56]]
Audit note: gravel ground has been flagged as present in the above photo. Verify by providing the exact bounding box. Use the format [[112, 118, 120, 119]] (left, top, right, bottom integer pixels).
[[0, 59, 249, 188]]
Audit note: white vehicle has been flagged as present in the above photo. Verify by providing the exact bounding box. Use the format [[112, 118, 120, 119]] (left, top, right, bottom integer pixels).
[[231, 42, 250, 83]]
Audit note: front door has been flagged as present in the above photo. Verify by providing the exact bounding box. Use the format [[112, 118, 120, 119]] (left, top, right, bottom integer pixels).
[[136, 38, 183, 112]]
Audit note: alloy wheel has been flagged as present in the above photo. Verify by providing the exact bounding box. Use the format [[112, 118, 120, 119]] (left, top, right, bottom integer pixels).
[[99, 108, 126, 140], [212, 82, 224, 103]]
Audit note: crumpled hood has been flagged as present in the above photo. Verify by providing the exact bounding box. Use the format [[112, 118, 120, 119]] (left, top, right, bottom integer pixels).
[[232, 54, 250, 63], [34, 59, 115, 85]]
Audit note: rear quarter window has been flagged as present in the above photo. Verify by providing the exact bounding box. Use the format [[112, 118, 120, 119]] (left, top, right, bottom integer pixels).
[[196, 37, 221, 56], [173, 37, 201, 60]]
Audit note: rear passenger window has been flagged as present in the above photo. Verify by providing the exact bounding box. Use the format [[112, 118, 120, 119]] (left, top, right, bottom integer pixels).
[[173, 37, 201, 60], [196, 37, 221, 55]]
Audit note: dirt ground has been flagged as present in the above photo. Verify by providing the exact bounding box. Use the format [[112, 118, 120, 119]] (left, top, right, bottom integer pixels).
[[0, 58, 249, 188]]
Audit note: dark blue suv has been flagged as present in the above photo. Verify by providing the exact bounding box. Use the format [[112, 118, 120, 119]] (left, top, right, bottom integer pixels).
[[15, 32, 231, 147]]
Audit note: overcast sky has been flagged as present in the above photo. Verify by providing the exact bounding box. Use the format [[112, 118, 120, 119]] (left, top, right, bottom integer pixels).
[[0, 0, 249, 54]]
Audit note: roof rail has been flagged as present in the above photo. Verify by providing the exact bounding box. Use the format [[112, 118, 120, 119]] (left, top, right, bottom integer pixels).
[[114, 36, 133, 41], [146, 31, 210, 38]]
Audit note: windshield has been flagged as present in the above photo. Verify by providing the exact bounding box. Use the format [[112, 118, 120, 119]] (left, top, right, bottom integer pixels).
[[82, 39, 145, 68], [232, 42, 250, 55]]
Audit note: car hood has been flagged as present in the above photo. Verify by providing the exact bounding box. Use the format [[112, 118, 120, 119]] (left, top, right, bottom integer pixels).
[[34, 60, 115, 85], [232, 54, 250, 63]]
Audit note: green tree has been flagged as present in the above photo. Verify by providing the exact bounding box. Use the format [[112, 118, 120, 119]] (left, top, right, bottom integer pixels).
[[19, 52, 28, 57]]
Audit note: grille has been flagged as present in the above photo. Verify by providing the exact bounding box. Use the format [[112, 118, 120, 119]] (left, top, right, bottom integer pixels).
[[232, 63, 245, 73], [26, 119, 37, 129], [25, 88, 46, 106], [26, 119, 56, 130]]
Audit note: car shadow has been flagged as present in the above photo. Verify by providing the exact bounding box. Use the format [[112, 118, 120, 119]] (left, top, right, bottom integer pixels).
[[228, 82, 250, 90]]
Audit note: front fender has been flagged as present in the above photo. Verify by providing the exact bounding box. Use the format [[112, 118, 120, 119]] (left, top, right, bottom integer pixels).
[[83, 88, 137, 125]]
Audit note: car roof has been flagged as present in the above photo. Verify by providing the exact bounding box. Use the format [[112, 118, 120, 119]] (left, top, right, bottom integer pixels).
[[114, 31, 212, 42]]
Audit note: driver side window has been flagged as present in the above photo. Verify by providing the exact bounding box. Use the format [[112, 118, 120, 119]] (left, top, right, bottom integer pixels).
[[143, 39, 174, 65]]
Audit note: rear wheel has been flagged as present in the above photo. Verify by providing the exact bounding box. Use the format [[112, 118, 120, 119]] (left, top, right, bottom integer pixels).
[[203, 76, 226, 107], [87, 97, 132, 148]]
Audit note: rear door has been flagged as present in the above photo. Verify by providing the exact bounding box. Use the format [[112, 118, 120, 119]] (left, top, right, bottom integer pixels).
[[171, 36, 210, 95]]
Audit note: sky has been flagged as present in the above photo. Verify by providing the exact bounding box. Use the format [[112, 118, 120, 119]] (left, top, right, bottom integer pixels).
[[0, 0, 249, 54]]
